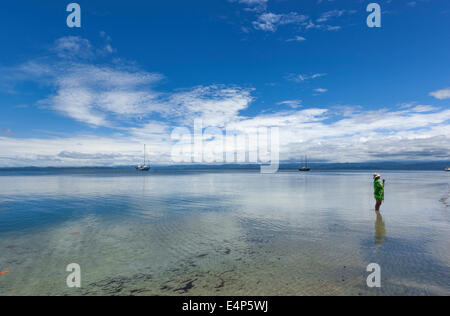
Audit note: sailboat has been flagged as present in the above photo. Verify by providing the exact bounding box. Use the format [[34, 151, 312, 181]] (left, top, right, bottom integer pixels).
[[136, 144, 151, 171], [299, 155, 311, 172], [445, 167, 450, 172]]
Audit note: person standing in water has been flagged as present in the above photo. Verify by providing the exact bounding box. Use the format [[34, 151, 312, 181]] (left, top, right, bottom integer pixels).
[[373, 174, 385, 211]]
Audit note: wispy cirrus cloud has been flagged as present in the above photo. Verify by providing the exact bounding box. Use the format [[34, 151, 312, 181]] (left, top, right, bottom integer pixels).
[[168, 85, 253, 127], [29, 62, 165, 127], [277, 100, 303, 109], [52, 36, 94, 59], [430, 88, 450, 100], [58, 151, 125, 160], [287, 73, 327, 83], [52, 36, 114, 59], [229, 0, 356, 36], [228, 0, 268, 12], [252, 12, 308, 32], [316, 9, 356, 23], [286, 36, 307, 42], [6, 37, 254, 128], [237, 0, 267, 4]]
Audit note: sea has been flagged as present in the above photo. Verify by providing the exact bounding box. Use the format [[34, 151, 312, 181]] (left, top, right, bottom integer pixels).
[[0, 168, 448, 296]]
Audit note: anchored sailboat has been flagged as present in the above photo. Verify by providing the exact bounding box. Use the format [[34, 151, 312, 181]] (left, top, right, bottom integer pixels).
[[299, 155, 311, 172], [136, 144, 151, 171]]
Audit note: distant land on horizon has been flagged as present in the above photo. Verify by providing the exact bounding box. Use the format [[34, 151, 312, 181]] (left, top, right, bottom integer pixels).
[[1, 161, 449, 171]]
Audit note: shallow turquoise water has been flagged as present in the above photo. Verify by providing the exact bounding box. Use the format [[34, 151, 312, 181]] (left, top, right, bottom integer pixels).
[[0, 170, 449, 296]]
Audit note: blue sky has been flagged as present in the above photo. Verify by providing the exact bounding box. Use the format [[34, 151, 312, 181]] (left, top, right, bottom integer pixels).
[[0, 0, 449, 166]]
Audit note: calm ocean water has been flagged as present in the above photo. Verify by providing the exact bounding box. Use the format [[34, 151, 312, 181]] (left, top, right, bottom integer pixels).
[[0, 169, 449, 296]]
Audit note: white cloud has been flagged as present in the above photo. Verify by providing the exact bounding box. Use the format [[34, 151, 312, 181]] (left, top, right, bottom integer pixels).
[[230, 1, 356, 38], [9, 37, 256, 129], [314, 88, 328, 93], [287, 73, 327, 83], [277, 100, 302, 109], [105, 44, 114, 54], [168, 85, 254, 126], [1, 36, 449, 166], [316, 10, 356, 23], [229, 0, 268, 11], [9, 37, 166, 127], [430, 88, 450, 100], [1, 105, 449, 166], [40, 64, 165, 127], [253, 12, 308, 32], [286, 36, 307, 42], [58, 151, 124, 160], [236, 0, 267, 5], [52, 36, 94, 59], [304, 20, 342, 31], [227, 107, 450, 162], [410, 105, 437, 113]]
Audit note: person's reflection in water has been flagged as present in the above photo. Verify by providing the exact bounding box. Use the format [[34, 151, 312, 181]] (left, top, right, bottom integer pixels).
[[374, 211, 387, 245]]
